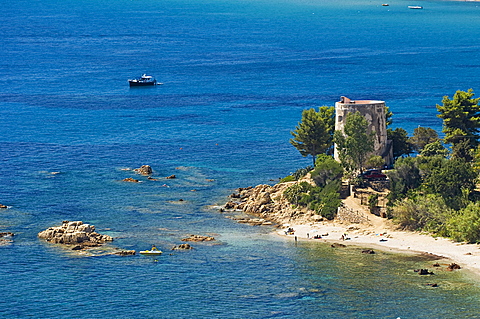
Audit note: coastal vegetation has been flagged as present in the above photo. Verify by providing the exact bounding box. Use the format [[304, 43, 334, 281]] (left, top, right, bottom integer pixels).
[[289, 106, 335, 166], [285, 89, 480, 243]]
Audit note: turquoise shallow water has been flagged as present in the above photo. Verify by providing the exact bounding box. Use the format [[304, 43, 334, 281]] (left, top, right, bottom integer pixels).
[[2, 0, 480, 317]]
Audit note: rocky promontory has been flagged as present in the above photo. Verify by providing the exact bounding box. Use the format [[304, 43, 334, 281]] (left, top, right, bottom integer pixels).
[[223, 179, 320, 225], [38, 221, 113, 247]]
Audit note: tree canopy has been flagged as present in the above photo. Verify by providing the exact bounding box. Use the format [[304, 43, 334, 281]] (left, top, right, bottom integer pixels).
[[409, 126, 439, 152], [437, 89, 480, 151], [333, 111, 375, 174], [290, 107, 334, 166], [387, 127, 413, 159]]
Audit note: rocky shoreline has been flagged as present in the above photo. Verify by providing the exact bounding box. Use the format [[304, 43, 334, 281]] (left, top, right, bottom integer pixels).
[[220, 180, 480, 277], [222, 181, 321, 226]]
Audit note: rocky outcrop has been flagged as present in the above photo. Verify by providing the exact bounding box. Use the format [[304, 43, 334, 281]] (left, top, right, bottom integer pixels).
[[38, 221, 113, 247], [0, 232, 14, 245], [114, 250, 136, 256], [166, 175, 176, 179], [0, 232, 14, 237], [172, 243, 193, 250], [181, 234, 215, 242], [134, 165, 153, 175], [223, 178, 320, 225]]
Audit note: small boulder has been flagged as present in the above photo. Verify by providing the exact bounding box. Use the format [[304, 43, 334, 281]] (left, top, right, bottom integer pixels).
[[416, 269, 434, 275], [172, 243, 193, 250], [0, 204, 7, 209], [361, 249, 375, 254], [134, 165, 153, 175], [447, 263, 461, 271], [166, 175, 176, 179]]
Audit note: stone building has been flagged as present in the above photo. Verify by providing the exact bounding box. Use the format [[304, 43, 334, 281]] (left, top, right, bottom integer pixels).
[[334, 96, 393, 167]]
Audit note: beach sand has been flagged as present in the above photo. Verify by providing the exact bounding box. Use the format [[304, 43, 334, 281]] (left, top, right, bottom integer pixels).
[[278, 196, 480, 276]]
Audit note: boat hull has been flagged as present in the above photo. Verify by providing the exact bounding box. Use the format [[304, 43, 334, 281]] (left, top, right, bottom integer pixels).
[[139, 250, 163, 255], [129, 80, 157, 87]]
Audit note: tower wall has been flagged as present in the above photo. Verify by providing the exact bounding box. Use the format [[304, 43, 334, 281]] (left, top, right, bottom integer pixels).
[[334, 96, 389, 163]]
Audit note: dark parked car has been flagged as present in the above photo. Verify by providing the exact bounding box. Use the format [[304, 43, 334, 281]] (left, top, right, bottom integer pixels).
[[360, 169, 387, 181]]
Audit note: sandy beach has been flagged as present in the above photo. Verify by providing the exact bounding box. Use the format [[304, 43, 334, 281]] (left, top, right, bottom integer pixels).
[[278, 196, 480, 276]]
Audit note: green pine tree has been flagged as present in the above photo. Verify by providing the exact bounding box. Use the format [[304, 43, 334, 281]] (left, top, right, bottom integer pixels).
[[290, 108, 333, 166]]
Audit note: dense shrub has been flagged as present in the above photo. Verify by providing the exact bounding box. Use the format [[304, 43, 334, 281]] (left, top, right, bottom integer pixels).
[[391, 194, 453, 234], [421, 158, 476, 210], [386, 157, 422, 204], [279, 175, 295, 183], [283, 182, 313, 205], [310, 154, 343, 187], [447, 202, 480, 243], [292, 166, 313, 180], [283, 179, 341, 220], [280, 166, 313, 183]]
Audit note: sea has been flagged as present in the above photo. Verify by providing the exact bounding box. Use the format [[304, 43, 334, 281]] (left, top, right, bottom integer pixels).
[[2, 0, 480, 317]]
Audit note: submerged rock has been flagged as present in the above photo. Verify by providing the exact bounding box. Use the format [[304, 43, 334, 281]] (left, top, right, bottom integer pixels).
[[361, 249, 375, 254], [415, 269, 434, 275], [0, 232, 14, 245], [0, 232, 14, 238], [447, 263, 461, 271], [181, 234, 215, 242], [123, 177, 140, 183], [114, 250, 136, 256]]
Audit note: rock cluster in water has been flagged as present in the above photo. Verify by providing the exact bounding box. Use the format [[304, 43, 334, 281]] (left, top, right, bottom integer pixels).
[[0, 232, 14, 245], [38, 221, 113, 247], [134, 165, 153, 175], [181, 234, 215, 242], [172, 243, 193, 250]]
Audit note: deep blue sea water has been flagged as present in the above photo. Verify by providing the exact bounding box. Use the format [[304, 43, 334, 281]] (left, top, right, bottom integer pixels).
[[2, 0, 480, 317]]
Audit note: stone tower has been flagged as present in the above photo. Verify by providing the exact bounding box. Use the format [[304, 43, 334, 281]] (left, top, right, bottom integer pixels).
[[334, 96, 392, 165]]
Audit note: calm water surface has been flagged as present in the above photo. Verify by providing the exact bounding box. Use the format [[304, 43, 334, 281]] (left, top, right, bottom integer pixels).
[[2, 0, 480, 317]]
